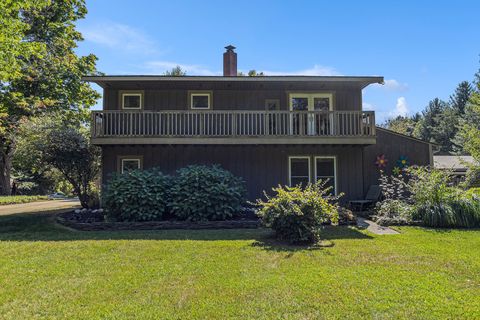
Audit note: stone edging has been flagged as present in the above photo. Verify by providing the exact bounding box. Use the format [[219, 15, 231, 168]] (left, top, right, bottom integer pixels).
[[56, 214, 260, 231]]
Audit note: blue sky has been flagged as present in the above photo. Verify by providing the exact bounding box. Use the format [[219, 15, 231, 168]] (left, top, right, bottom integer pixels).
[[76, 0, 480, 122]]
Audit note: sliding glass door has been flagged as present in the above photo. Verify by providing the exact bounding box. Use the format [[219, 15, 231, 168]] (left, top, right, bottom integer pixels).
[[289, 93, 333, 135]]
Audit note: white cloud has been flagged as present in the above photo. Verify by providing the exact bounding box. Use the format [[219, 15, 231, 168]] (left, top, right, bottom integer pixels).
[[362, 102, 375, 111], [143, 61, 219, 76], [372, 79, 408, 91], [80, 22, 157, 54], [391, 97, 409, 117], [260, 64, 342, 76]]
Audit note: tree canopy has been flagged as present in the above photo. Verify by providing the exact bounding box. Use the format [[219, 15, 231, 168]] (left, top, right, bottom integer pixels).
[[383, 73, 477, 155], [0, 0, 100, 194]]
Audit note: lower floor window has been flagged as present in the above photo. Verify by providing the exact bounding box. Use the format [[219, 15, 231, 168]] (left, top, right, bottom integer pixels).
[[289, 157, 310, 186], [289, 156, 337, 194], [315, 157, 336, 194], [120, 158, 141, 173]]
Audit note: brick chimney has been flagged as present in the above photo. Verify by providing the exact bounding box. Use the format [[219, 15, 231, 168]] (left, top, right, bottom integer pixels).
[[223, 45, 237, 76]]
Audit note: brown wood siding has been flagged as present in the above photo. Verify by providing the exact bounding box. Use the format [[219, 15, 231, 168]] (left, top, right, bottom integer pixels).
[[362, 128, 432, 194], [101, 144, 365, 202], [103, 81, 363, 112]]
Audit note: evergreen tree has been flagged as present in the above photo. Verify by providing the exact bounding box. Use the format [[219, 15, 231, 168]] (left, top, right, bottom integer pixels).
[[433, 106, 457, 153], [415, 98, 448, 143], [449, 81, 473, 115], [451, 81, 474, 153], [459, 63, 480, 160]]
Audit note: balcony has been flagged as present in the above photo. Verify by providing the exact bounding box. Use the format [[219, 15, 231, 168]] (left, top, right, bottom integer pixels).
[[91, 110, 376, 145]]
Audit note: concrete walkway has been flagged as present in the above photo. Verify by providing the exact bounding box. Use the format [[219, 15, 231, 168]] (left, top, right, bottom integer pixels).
[[0, 199, 80, 216], [356, 217, 399, 235]]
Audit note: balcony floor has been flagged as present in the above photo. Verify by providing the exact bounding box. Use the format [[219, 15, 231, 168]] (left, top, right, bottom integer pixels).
[[91, 136, 376, 145]]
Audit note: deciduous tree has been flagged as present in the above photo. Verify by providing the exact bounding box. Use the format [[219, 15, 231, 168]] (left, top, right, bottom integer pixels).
[[0, 0, 100, 194]]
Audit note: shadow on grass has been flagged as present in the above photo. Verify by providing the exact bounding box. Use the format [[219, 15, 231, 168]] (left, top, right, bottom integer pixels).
[[0, 212, 372, 246], [250, 225, 373, 252]]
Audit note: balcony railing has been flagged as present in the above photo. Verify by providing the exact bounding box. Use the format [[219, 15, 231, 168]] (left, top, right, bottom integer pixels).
[[91, 110, 375, 143]]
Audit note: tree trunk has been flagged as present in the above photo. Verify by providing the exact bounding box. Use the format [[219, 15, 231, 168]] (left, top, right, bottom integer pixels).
[[0, 137, 15, 196]]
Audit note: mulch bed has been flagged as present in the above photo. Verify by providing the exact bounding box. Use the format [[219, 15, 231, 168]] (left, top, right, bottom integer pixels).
[[56, 211, 260, 231]]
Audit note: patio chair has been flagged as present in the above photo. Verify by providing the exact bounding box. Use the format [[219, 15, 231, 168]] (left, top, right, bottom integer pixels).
[[349, 185, 382, 212]]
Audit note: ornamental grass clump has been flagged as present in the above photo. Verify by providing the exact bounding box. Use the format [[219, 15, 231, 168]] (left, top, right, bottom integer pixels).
[[255, 181, 340, 244]]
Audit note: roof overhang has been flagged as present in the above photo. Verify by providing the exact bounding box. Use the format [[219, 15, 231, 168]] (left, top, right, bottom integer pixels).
[[82, 75, 384, 89]]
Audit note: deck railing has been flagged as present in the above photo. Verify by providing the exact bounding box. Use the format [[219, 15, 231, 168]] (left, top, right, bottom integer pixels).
[[91, 110, 375, 139]]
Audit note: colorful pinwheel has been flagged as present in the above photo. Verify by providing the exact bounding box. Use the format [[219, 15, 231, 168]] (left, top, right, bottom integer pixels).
[[392, 166, 402, 176], [396, 155, 409, 168], [375, 154, 388, 168]]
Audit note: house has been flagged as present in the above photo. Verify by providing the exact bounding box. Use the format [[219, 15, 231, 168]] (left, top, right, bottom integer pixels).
[[84, 45, 433, 202], [434, 155, 476, 184]]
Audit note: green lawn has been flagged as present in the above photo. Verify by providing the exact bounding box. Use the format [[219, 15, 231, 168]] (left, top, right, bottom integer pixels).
[[0, 212, 479, 319], [0, 195, 48, 205]]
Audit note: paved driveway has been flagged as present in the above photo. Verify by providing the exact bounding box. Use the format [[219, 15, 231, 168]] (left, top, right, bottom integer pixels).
[[0, 199, 81, 216]]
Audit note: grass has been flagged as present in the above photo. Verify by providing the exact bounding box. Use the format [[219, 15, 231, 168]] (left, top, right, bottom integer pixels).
[[0, 195, 48, 205], [0, 212, 479, 319]]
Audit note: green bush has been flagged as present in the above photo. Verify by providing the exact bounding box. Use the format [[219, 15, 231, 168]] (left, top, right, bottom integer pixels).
[[465, 187, 480, 200], [374, 199, 413, 226], [375, 166, 480, 228], [255, 182, 339, 244], [169, 165, 246, 221], [103, 168, 171, 221], [463, 165, 480, 188], [407, 166, 459, 205]]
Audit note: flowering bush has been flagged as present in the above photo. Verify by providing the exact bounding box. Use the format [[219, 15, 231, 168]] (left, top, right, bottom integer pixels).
[[374, 166, 480, 228], [255, 181, 340, 244]]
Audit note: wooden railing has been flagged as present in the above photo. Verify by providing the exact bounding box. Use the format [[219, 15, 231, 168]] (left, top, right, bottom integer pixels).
[[91, 110, 375, 139]]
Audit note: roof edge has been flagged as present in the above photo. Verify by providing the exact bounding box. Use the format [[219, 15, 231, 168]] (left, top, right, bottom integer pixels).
[[82, 75, 384, 88], [376, 127, 438, 146]]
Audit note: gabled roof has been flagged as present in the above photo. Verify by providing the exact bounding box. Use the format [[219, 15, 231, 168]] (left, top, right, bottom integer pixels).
[[83, 75, 384, 89]]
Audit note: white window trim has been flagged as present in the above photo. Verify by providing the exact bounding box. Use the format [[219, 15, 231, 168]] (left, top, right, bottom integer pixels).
[[121, 93, 143, 110], [190, 93, 212, 110], [288, 156, 311, 186], [121, 158, 141, 173], [314, 156, 337, 195]]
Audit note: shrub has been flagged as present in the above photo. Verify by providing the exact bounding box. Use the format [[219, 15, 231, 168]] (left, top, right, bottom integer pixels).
[[374, 199, 413, 226], [465, 187, 480, 200], [373, 171, 412, 225], [375, 166, 480, 228], [406, 166, 459, 205], [463, 165, 480, 188], [169, 165, 246, 221], [103, 168, 171, 221], [255, 181, 340, 244]]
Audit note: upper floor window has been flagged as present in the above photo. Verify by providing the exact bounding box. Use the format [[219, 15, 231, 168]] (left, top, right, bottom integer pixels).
[[121, 91, 143, 109], [189, 91, 212, 109]]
